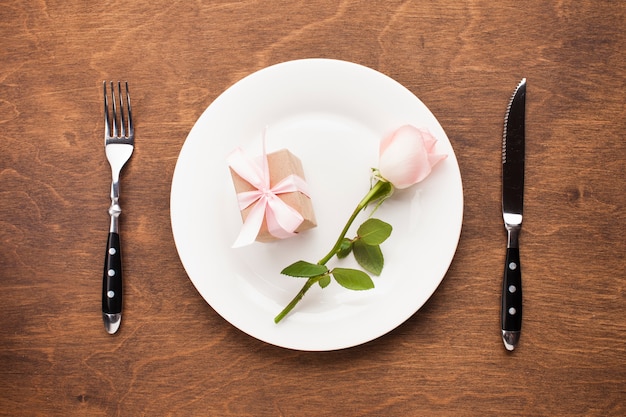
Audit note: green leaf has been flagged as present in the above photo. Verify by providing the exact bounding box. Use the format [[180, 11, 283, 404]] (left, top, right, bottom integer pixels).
[[336, 238, 353, 259], [281, 261, 328, 278], [357, 218, 392, 245], [318, 275, 331, 288], [353, 240, 384, 276], [331, 268, 375, 291]]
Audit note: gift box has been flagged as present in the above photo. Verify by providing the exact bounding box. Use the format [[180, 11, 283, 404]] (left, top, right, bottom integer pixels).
[[229, 148, 316, 243]]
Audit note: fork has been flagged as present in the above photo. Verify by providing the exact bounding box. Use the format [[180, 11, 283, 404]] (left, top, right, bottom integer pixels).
[[102, 81, 134, 334]]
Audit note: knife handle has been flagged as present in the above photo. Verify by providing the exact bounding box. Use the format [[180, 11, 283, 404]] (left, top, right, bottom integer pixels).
[[102, 232, 123, 333], [501, 247, 522, 348]]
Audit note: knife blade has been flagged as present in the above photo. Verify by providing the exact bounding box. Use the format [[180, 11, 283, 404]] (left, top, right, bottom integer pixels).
[[501, 78, 526, 351]]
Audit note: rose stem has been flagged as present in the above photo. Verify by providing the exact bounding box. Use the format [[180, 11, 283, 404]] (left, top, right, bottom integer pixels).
[[273, 276, 319, 323], [317, 179, 388, 265], [274, 180, 388, 323]]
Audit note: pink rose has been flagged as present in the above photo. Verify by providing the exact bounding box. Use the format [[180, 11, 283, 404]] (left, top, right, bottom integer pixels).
[[378, 125, 447, 189]]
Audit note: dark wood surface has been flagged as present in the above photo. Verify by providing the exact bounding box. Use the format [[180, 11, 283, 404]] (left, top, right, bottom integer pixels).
[[1, 1, 624, 416]]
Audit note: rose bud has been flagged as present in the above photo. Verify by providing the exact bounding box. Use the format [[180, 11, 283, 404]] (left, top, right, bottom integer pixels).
[[378, 125, 447, 189]]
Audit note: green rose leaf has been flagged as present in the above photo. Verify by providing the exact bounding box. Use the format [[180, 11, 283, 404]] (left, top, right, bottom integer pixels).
[[332, 268, 375, 291], [281, 261, 328, 278], [357, 218, 392, 246], [318, 275, 331, 288], [337, 238, 353, 259], [353, 240, 384, 276]]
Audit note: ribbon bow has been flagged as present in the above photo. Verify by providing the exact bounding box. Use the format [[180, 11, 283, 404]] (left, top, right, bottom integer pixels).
[[228, 136, 311, 248]]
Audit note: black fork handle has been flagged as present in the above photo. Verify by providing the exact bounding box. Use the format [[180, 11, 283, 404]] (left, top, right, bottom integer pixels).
[[102, 232, 122, 333]]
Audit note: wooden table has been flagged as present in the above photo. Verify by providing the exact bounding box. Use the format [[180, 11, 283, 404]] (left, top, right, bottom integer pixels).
[[1, 1, 624, 416]]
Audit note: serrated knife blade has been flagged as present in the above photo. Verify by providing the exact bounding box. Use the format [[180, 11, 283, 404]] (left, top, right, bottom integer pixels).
[[501, 78, 526, 351]]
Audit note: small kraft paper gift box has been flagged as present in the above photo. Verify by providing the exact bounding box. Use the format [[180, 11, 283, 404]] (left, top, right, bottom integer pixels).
[[229, 148, 317, 244]]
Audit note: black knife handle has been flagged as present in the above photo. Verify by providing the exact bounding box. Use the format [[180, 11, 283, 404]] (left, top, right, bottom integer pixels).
[[501, 247, 522, 332], [102, 232, 123, 314]]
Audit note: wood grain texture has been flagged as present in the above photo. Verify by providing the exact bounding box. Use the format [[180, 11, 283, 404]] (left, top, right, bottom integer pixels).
[[1, 0, 624, 416]]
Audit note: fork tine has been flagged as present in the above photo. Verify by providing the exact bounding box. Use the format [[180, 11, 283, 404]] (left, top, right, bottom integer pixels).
[[117, 82, 126, 138], [125, 82, 133, 137], [103, 81, 111, 139], [103, 81, 133, 140], [110, 81, 118, 137]]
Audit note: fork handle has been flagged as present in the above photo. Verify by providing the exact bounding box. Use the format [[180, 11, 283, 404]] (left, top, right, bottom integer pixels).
[[102, 232, 122, 334]]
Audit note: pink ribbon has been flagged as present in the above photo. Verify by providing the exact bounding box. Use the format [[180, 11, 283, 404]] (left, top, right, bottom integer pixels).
[[228, 137, 311, 248]]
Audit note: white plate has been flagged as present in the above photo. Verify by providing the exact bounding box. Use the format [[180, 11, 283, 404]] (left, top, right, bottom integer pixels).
[[170, 59, 463, 351]]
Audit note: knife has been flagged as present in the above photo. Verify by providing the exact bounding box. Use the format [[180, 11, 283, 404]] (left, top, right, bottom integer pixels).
[[501, 78, 526, 351]]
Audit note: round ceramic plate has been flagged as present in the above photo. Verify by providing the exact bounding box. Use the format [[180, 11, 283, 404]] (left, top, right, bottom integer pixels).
[[170, 59, 463, 351]]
